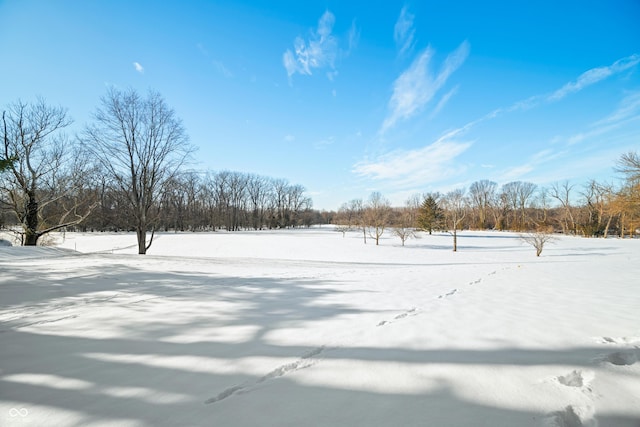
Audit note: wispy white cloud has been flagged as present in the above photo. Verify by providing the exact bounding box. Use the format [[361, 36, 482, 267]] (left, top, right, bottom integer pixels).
[[380, 41, 470, 134], [133, 62, 144, 74], [497, 149, 567, 182], [353, 136, 472, 188], [355, 54, 637, 197], [346, 19, 360, 56], [315, 136, 335, 150], [592, 90, 640, 127], [283, 11, 338, 79], [440, 54, 640, 141], [394, 6, 416, 57], [213, 60, 233, 78], [566, 122, 624, 146], [489, 54, 640, 117], [495, 90, 640, 184], [495, 147, 625, 186], [549, 54, 640, 101], [196, 43, 233, 78], [561, 90, 640, 145], [430, 85, 459, 118], [284, 134, 295, 142]]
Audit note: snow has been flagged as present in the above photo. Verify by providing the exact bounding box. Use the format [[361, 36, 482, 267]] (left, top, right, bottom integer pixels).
[[1, 228, 639, 426]]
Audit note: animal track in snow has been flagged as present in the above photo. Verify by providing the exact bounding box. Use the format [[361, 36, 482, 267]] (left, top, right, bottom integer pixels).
[[544, 405, 597, 427], [603, 351, 638, 366], [596, 335, 640, 346], [205, 385, 245, 404], [377, 308, 417, 327], [437, 289, 457, 299], [205, 346, 327, 404], [593, 336, 640, 365], [394, 308, 416, 320], [555, 370, 594, 391], [557, 370, 584, 388]]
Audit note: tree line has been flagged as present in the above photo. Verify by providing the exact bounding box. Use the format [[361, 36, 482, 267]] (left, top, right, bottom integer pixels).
[[88, 170, 314, 233], [334, 153, 640, 249], [1, 89, 313, 253], [3, 90, 637, 254]]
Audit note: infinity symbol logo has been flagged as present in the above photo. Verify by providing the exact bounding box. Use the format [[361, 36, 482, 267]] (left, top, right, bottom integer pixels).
[[9, 407, 29, 417]]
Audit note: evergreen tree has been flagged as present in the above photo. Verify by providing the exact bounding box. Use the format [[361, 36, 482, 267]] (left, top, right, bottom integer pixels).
[[417, 193, 444, 234]]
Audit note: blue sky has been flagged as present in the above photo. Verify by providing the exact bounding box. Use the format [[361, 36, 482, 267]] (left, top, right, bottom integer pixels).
[[1, 1, 639, 210]]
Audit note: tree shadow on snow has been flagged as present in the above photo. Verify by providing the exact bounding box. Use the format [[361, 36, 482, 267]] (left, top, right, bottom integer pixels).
[[1, 251, 639, 427]]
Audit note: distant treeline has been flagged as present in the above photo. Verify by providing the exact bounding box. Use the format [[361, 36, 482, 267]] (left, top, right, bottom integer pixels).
[[332, 152, 640, 240], [91, 170, 314, 232]]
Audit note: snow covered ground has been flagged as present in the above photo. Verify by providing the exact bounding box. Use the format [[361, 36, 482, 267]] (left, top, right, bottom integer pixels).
[[1, 228, 639, 426]]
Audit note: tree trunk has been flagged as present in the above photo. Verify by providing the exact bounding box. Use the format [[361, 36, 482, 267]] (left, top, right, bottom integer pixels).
[[453, 229, 458, 252], [604, 215, 613, 238], [24, 191, 39, 246], [24, 229, 39, 246], [137, 228, 147, 254]]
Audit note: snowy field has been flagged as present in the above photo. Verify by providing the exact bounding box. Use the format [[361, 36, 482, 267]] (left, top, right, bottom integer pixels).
[[1, 228, 639, 426]]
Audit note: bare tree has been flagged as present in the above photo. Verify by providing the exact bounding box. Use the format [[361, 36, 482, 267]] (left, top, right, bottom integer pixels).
[[351, 198, 367, 243], [520, 229, 556, 256], [615, 151, 640, 183], [365, 192, 391, 245], [492, 188, 511, 231], [1, 99, 95, 245], [535, 186, 551, 226], [392, 201, 417, 246], [551, 181, 577, 234], [442, 188, 467, 251], [271, 178, 289, 228], [246, 174, 270, 230], [501, 182, 520, 230], [468, 180, 496, 229], [83, 88, 193, 254], [404, 193, 422, 228], [502, 181, 536, 230], [578, 180, 616, 237], [614, 151, 640, 236], [517, 181, 537, 230]]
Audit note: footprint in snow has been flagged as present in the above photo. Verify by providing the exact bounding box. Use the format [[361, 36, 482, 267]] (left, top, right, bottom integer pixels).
[[205, 346, 327, 404], [555, 370, 594, 391], [544, 405, 597, 427], [377, 308, 417, 326], [596, 335, 640, 346], [438, 289, 457, 299], [602, 351, 638, 366], [394, 308, 416, 320]]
